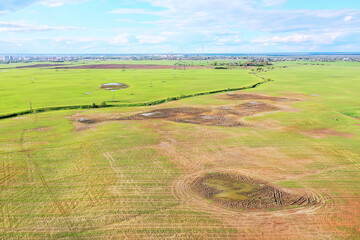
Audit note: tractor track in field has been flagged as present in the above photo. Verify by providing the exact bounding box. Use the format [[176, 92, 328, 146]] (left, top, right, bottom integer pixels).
[[171, 169, 331, 239], [148, 122, 331, 239], [74, 129, 181, 233], [18, 128, 78, 239]]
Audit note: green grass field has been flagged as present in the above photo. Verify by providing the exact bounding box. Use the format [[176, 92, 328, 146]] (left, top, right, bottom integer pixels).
[[0, 66, 258, 115], [0, 61, 359, 239]]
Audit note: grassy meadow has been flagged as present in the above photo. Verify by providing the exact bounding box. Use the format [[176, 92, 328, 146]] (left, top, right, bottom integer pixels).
[[0, 61, 359, 239], [0, 66, 258, 115]]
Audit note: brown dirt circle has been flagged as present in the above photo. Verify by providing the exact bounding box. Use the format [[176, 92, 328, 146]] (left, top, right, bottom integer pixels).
[[181, 173, 321, 211], [192, 172, 320, 211], [54, 64, 208, 70]]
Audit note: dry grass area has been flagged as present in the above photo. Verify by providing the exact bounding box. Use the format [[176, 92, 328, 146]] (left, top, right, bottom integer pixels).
[[1, 91, 359, 239], [299, 129, 355, 138]]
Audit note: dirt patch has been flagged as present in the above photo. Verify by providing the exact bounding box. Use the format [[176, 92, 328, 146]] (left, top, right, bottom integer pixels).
[[300, 129, 355, 139], [0, 64, 68, 69], [193, 172, 319, 210], [55, 64, 207, 70], [232, 101, 280, 116], [72, 101, 281, 128], [28, 126, 53, 132], [224, 93, 300, 102], [100, 83, 128, 90], [17, 64, 68, 69], [115, 101, 280, 127]]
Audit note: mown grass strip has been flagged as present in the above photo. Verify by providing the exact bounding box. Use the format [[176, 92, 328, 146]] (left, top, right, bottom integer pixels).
[[0, 78, 272, 120]]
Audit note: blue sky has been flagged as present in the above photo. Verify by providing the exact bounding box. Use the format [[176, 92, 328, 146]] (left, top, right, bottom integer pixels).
[[0, 0, 359, 53]]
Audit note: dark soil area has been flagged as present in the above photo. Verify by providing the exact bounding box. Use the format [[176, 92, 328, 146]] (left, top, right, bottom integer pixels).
[[74, 101, 281, 127], [0, 64, 68, 69], [117, 101, 280, 127], [55, 64, 207, 70], [193, 173, 319, 210]]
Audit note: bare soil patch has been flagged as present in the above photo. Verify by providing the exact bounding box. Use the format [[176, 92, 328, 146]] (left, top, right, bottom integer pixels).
[[300, 129, 355, 138], [28, 126, 53, 132], [224, 93, 300, 102], [55, 64, 207, 70], [72, 101, 281, 128], [193, 172, 319, 210], [17, 64, 68, 68], [0, 64, 68, 69], [116, 101, 280, 127]]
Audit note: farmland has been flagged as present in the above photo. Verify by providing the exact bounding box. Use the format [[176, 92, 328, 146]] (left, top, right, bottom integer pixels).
[[0, 61, 359, 239], [0, 64, 258, 116]]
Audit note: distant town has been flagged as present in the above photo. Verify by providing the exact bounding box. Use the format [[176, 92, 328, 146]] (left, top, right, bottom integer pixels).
[[1, 53, 360, 64]]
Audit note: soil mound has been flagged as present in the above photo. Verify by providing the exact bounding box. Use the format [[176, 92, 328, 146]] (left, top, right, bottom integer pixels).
[[194, 173, 319, 210]]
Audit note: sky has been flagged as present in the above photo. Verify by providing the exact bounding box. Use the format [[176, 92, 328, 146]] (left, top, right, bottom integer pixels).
[[0, 0, 359, 54]]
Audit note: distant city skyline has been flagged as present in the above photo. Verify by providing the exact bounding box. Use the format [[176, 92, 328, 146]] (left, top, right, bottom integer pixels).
[[1, 0, 359, 54]]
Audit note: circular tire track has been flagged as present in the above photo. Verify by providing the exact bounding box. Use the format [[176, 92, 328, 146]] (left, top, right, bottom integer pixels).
[[171, 168, 327, 239]]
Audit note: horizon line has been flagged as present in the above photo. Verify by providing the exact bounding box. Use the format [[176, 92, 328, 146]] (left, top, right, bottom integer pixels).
[[1, 52, 360, 56]]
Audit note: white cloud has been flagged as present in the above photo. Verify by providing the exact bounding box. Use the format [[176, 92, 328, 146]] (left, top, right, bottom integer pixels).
[[0, 0, 35, 11], [1, 0, 360, 52], [37, 0, 88, 7], [136, 35, 167, 44], [262, 0, 287, 7], [53, 36, 98, 42], [52, 35, 131, 45], [160, 31, 179, 36], [109, 34, 130, 44], [0, 21, 81, 32], [137, 1, 360, 34], [109, 8, 161, 15], [0, 10, 10, 15], [0, 0, 88, 12], [344, 16, 353, 22], [253, 32, 346, 45]]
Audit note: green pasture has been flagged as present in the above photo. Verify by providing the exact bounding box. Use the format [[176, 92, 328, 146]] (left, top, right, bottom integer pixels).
[[0, 67, 258, 115]]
